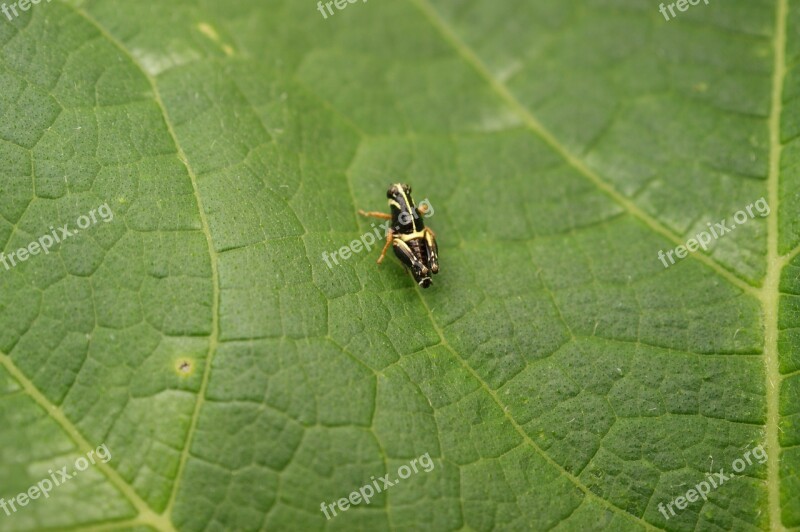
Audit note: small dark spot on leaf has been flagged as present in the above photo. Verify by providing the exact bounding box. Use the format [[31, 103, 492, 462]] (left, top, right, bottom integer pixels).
[[174, 358, 196, 377]]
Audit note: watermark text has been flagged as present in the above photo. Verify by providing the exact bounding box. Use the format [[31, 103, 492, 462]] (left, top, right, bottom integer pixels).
[[1, 443, 112, 518], [1, 203, 114, 273], [320, 452, 435, 520], [658, 197, 769, 268]]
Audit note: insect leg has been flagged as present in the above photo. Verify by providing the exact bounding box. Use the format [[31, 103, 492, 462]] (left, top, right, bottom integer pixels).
[[376, 229, 393, 264], [423, 227, 439, 274], [392, 239, 431, 287], [358, 209, 392, 220], [393, 239, 428, 277]]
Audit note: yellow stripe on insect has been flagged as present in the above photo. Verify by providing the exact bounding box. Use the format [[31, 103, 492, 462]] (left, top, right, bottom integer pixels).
[[398, 231, 426, 242]]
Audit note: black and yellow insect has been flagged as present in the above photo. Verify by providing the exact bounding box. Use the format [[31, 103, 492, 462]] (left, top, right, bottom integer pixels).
[[358, 183, 439, 288]]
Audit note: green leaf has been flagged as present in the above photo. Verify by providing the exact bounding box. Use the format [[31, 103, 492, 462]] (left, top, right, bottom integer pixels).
[[0, 0, 797, 530]]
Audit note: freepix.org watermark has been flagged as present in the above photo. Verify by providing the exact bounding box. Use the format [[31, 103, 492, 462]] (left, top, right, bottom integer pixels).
[[320, 452, 435, 520], [321, 198, 434, 269], [658, 197, 769, 269], [0, 203, 114, 273], [1, 0, 52, 21], [657, 444, 767, 520], [1, 443, 112, 518], [658, 0, 710, 22], [316, 0, 367, 20]]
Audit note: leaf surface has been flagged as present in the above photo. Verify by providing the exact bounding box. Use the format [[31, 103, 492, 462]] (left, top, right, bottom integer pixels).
[[0, 0, 797, 530]]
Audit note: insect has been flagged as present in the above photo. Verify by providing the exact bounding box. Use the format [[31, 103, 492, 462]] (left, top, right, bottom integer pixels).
[[358, 183, 439, 288]]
